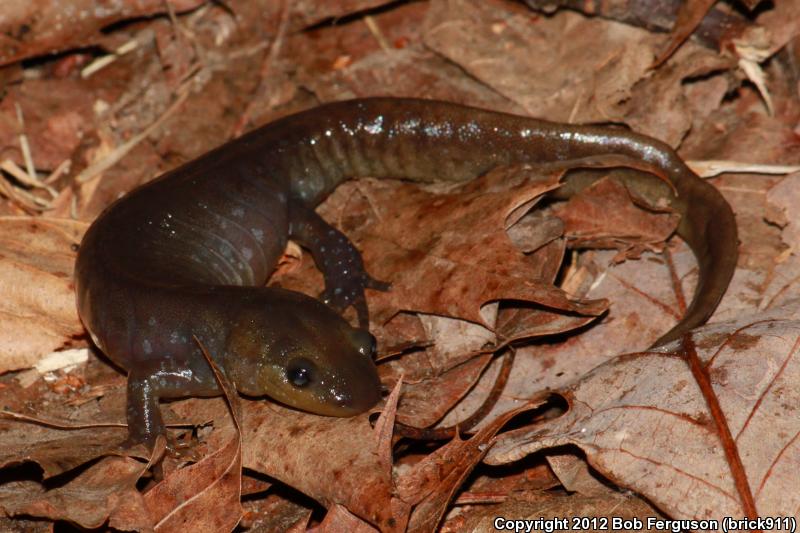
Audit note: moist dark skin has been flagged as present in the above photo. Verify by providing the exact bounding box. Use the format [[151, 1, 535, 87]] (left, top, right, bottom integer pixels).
[[74, 98, 738, 447]]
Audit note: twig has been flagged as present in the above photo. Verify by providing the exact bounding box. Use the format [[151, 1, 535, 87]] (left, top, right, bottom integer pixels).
[[81, 38, 140, 78], [364, 15, 392, 53], [688, 160, 800, 178], [75, 87, 190, 184], [230, 0, 290, 137], [14, 103, 38, 184]]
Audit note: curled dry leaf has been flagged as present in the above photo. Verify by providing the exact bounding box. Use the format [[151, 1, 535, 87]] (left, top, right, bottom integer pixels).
[[319, 170, 607, 326], [178, 394, 395, 530], [397, 352, 494, 428], [311, 503, 379, 533], [400, 400, 545, 533], [0, 456, 149, 530], [0, 217, 86, 372], [0, 0, 207, 66], [144, 432, 243, 532], [486, 300, 800, 521], [242, 405, 393, 528], [553, 176, 679, 258], [0, 422, 128, 479]]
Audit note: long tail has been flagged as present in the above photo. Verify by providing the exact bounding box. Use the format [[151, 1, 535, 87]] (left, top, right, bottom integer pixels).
[[263, 98, 737, 346]]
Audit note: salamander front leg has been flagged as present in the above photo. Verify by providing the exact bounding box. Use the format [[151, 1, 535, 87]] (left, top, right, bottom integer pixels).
[[288, 200, 390, 327], [124, 372, 166, 449], [122, 362, 220, 450]]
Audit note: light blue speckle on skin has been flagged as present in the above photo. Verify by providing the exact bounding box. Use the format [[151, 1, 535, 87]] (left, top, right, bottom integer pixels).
[[399, 118, 421, 134], [242, 247, 253, 260], [143, 339, 152, 355], [424, 122, 453, 137], [365, 115, 384, 135], [251, 228, 264, 243], [232, 207, 245, 218], [148, 316, 157, 326]]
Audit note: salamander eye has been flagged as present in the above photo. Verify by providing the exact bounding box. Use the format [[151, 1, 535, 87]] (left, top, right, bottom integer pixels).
[[286, 358, 315, 388], [351, 329, 377, 359]]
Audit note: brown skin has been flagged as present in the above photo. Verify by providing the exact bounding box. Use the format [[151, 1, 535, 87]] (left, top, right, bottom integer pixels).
[[74, 98, 737, 446]]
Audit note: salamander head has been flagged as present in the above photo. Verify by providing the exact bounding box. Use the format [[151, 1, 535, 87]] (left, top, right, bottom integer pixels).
[[225, 291, 381, 416]]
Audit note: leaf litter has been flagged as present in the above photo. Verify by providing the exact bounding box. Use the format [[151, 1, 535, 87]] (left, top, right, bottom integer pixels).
[[1, 0, 800, 530]]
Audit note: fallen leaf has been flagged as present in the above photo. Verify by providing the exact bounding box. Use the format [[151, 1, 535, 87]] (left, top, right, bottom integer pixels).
[[143, 338, 244, 532], [0, 456, 149, 530], [423, 0, 656, 123], [323, 171, 607, 326], [401, 401, 544, 532], [176, 396, 395, 530], [311, 503, 379, 533], [144, 433, 242, 532], [553, 176, 679, 257], [486, 299, 800, 520], [441, 490, 669, 532], [0, 217, 86, 373], [0, 0, 207, 66]]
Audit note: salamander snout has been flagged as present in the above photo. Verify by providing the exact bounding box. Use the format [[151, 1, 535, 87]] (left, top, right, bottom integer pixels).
[[225, 295, 382, 417], [279, 337, 380, 416]]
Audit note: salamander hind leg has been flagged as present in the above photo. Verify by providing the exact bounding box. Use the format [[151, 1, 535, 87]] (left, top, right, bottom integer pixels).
[[288, 200, 389, 328]]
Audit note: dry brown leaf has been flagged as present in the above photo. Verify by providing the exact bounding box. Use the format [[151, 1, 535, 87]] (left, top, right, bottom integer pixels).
[[143, 432, 243, 532], [397, 352, 494, 428], [617, 43, 735, 145], [441, 490, 668, 532], [0, 456, 149, 530], [312, 504, 379, 533], [178, 396, 395, 530], [553, 176, 679, 257], [0, 422, 128, 478], [0, 0, 207, 66], [0, 79, 93, 171], [324, 171, 606, 326], [0, 217, 86, 373], [401, 401, 544, 532], [423, 0, 656, 123], [486, 300, 800, 520], [306, 47, 518, 112], [143, 339, 244, 532]]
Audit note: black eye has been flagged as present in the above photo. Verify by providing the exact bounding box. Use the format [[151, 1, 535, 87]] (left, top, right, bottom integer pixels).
[[286, 358, 315, 388], [353, 329, 377, 359]]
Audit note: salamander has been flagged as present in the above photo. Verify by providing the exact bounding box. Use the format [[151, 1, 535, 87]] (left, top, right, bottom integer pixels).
[[74, 98, 738, 446]]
